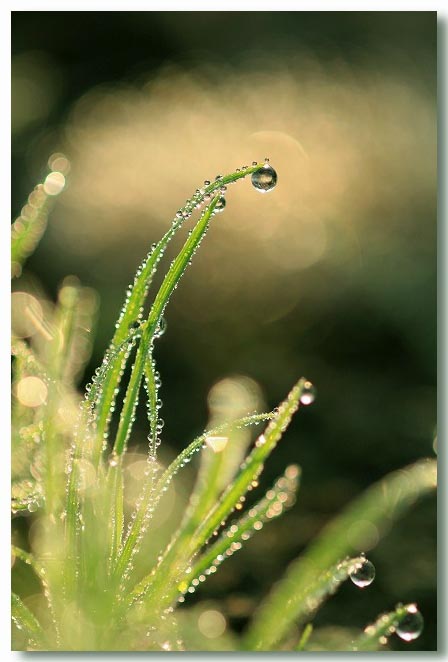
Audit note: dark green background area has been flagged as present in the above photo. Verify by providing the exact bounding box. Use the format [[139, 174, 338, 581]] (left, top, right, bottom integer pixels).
[[12, 12, 437, 650]]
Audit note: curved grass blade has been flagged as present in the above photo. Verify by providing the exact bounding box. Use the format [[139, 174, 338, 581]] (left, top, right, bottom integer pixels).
[[135, 379, 309, 609], [244, 458, 437, 650], [296, 624, 313, 651], [155, 412, 275, 505], [11, 592, 47, 649], [92, 164, 262, 459], [112, 412, 274, 591], [11, 545, 61, 645], [172, 465, 301, 604], [12, 545, 45, 580], [112, 195, 222, 458], [349, 603, 419, 651]]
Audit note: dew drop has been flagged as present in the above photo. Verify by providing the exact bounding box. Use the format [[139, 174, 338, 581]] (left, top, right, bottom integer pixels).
[[299, 380, 316, 406], [396, 605, 424, 642], [251, 164, 277, 193], [214, 197, 226, 213], [349, 557, 375, 588], [154, 316, 167, 339]]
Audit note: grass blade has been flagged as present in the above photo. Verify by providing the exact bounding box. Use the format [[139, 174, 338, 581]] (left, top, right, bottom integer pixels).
[[173, 465, 301, 603], [349, 603, 422, 651], [105, 460, 125, 575], [92, 165, 262, 459], [12, 546, 61, 645], [11, 592, 47, 649], [112, 196, 220, 458], [113, 412, 274, 591], [244, 458, 437, 650], [11, 182, 55, 279], [136, 378, 309, 609], [296, 624, 313, 651]]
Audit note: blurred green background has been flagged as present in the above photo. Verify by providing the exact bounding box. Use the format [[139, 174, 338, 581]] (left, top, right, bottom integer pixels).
[[12, 11, 437, 650]]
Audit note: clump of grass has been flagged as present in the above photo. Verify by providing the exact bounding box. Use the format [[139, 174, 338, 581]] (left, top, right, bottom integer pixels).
[[11, 160, 436, 651]]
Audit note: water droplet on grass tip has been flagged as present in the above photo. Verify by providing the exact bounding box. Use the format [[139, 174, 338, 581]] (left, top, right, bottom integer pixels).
[[300, 381, 316, 405], [215, 197, 226, 213], [349, 557, 375, 588], [396, 605, 424, 642], [251, 164, 277, 193]]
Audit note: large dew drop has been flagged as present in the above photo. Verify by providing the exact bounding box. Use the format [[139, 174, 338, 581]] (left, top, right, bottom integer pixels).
[[251, 164, 278, 193], [396, 605, 424, 642], [349, 556, 375, 588]]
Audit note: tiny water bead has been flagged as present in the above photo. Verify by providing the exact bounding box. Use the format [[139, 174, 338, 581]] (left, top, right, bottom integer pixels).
[[251, 164, 277, 193], [299, 380, 316, 406], [349, 555, 375, 588], [154, 316, 167, 339], [214, 197, 226, 213], [396, 605, 424, 642]]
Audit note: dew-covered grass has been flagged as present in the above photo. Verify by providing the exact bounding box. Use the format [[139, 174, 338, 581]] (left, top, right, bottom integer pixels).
[[11, 160, 436, 651]]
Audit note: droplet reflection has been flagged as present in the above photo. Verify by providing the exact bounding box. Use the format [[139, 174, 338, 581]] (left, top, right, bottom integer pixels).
[[251, 164, 277, 193], [349, 555, 375, 588], [396, 604, 424, 642]]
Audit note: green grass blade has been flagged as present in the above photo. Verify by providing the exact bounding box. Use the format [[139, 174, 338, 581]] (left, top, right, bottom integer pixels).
[[12, 546, 61, 645], [151, 386, 263, 597], [12, 545, 45, 579], [138, 379, 308, 609], [143, 355, 160, 459], [173, 465, 301, 604], [11, 592, 47, 649], [253, 555, 365, 650], [349, 603, 420, 651], [113, 412, 274, 593], [105, 459, 125, 575], [296, 624, 313, 651], [155, 412, 275, 503], [41, 280, 95, 516], [11, 183, 53, 279], [244, 458, 437, 650], [92, 165, 262, 458], [112, 196, 220, 458]]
